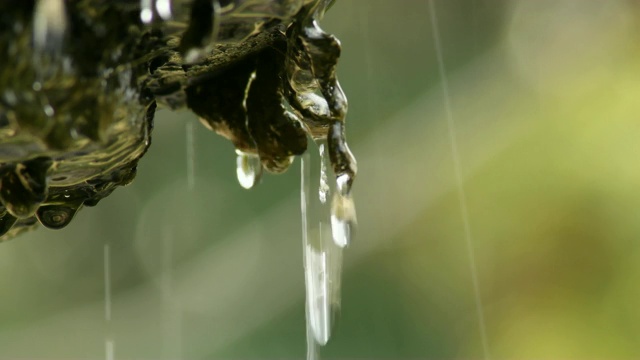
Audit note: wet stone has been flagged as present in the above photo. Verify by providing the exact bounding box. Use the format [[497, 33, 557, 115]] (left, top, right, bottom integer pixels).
[[1, 1, 356, 357], [0, 157, 52, 218]]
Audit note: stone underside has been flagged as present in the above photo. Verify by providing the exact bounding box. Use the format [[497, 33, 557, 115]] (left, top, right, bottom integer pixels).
[[0, 0, 355, 240]]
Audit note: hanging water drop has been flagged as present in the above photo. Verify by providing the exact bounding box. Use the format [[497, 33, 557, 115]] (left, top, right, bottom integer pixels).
[[36, 203, 80, 229], [32, 0, 67, 54], [140, 0, 154, 24], [330, 192, 356, 248], [236, 150, 262, 189]]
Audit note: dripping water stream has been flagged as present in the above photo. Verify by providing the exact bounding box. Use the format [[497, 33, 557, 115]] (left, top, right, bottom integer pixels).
[[161, 224, 183, 359], [301, 147, 341, 360], [299, 138, 356, 359]]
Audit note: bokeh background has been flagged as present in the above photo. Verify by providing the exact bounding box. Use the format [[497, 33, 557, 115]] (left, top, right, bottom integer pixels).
[[2, 0, 640, 358]]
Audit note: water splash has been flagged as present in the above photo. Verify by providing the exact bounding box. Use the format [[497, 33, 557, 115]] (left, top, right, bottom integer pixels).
[[236, 150, 262, 189], [140, 0, 153, 24], [32, 0, 67, 53], [330, 189, 356, 248]]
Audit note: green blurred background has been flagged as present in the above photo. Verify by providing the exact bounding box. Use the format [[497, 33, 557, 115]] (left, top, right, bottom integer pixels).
[[2, 0, 640, 358]]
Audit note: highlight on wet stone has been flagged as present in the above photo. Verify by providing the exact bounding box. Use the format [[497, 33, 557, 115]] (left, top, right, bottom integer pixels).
[[236, 150, 262, 189]]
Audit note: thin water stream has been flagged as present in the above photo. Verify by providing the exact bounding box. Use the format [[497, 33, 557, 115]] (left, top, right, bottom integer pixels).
[[428, 1, 490, 358], [104, 244, 114, 360], [186, 120, 196, 190]]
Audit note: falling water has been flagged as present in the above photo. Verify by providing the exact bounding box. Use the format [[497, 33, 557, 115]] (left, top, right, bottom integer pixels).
[[329, 181, 356, 249], [428, 1, 490, 359], [300, 136, 354, 359], [133, 1, 356, 357], [104, 244, 114, 360], [186, 120, 195, 190], [161, 224, 182, 359]]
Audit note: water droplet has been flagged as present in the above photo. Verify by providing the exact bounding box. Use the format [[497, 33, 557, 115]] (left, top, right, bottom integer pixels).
[[155, 0, 173, 20], [330, 192, 356, 248], [236, 150, 262, 189], [140, 0, 154, 23], [183, 48, 205, 64], [43, 104, 55, 117], [105, 339, 115, 360], [36, 203, 80, 229], [33, 0, 67, 53]]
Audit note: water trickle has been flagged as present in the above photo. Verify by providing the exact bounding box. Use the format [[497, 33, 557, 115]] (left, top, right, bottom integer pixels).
[[105, 339, 114, 360], [236, 150, 262, 189], [300, 142, 348, 359], [284, 4, 357, 355], [186, 120, 195, 190], [32, 0, 67, 53], [140, 0, 154, 24], [104, 244, 114, 360]]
